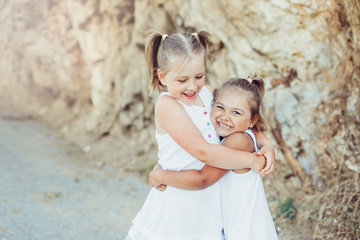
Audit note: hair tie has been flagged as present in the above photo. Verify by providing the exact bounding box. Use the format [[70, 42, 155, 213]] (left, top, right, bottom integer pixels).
[[247, 77, 253, 84], [161, 34, 168, 43], [191, 32, 199, 41]]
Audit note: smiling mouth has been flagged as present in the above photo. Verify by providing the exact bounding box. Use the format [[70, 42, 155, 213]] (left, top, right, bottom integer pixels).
[[218, 122, 231, 129], [183, 92, 196, 99]]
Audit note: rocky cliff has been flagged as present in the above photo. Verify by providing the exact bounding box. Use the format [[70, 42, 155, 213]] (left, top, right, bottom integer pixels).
[[1, 0, 359, 238]]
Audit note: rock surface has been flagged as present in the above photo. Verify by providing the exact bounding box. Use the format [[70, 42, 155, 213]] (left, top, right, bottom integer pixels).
[[1, 0, 358, 176], [0, 1, 359, 238]]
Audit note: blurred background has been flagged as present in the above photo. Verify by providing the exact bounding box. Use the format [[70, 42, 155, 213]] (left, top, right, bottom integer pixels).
[[0, 0, 359, 239]]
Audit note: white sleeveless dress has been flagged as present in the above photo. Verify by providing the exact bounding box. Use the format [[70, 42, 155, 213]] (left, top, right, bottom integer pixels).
[[220, 130, 278, 240], [129, 87, 223, 240]]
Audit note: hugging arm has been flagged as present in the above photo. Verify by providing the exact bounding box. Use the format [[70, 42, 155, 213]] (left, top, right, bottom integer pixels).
[[149, 164, 228, 190], [155, 95, 265, 170], [254, 132, 276, 176], [149, 131, 264, 190]]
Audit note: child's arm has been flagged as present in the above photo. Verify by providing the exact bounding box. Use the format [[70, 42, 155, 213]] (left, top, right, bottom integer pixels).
[[149, 132, 264, 191], [254, 132, 275, 176], [156, 95, 265, 170], [149, 164, 228, 190]]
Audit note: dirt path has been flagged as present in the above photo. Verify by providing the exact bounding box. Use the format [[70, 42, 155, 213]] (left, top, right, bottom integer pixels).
[[0, 116, 149, 240]]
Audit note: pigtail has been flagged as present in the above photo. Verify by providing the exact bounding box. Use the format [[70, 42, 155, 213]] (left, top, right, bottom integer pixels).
[[247, 74, 267, 132], [145, 31, 163, 92], [248, 73, 265, 99], [196, 31, 212, 52]]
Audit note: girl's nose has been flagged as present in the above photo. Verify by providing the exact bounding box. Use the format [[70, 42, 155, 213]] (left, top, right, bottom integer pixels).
[[187, 80, 197, 90], [220, 114, 230, 121]]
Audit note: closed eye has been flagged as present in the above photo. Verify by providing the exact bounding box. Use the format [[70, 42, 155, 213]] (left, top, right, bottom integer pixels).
[[196, 74, 204, 79], [215, 105, 224, 110], [233, 111, 241, 115]]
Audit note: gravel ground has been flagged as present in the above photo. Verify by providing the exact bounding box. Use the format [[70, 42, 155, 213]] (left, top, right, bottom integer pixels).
[[0, 116, 149, 240]]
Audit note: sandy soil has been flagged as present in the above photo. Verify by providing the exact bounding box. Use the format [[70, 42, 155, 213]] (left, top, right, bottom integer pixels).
[[0, 115, 150, 240]]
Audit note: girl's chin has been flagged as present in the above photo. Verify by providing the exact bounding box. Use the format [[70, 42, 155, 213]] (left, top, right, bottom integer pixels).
[[215, 129, 232, 138]]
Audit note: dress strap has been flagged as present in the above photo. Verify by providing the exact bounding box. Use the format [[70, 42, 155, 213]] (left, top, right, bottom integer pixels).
[[244, 129, 259, 152], [199, 86, 213, 108]]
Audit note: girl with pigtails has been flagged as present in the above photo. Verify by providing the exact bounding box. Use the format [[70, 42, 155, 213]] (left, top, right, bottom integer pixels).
[[126, 31, 275, 240]]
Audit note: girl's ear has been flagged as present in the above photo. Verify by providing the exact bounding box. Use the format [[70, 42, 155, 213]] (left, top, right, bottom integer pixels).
[[250, 114, 259, 128], [157, 69, 166, 86]]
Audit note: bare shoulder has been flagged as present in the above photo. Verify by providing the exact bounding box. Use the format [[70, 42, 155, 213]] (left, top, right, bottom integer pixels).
[[222, 132, 255, 152], [155, 94, 188, 127], [155, 94, 181, 113]]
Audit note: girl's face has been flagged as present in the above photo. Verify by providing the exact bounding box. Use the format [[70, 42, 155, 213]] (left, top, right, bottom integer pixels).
[[210, 88, 258, 137], [158, 55, 205, 106]]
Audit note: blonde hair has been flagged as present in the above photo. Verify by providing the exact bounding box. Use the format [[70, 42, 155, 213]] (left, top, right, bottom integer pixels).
[[145, 30, 211, 92], [213, 74, 267, 132]]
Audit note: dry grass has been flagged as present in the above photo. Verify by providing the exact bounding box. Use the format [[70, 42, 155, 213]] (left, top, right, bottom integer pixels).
[[268, 1, 360, 238], [302, 173, 359, 240], [263, 159, 359, 240]]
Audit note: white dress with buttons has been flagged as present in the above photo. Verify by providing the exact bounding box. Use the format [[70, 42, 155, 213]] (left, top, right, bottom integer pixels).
[[128, 86, 223, 240]]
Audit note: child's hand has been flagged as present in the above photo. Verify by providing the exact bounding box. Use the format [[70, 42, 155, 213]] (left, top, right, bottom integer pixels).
[[149, 164, 164, 188], [256, 145, 275, 176], [156, 184, 167, 191], [252, 153, 266, 174]]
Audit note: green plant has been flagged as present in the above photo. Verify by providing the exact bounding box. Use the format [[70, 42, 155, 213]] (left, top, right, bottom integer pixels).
[[277, 196, 297, 220]]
